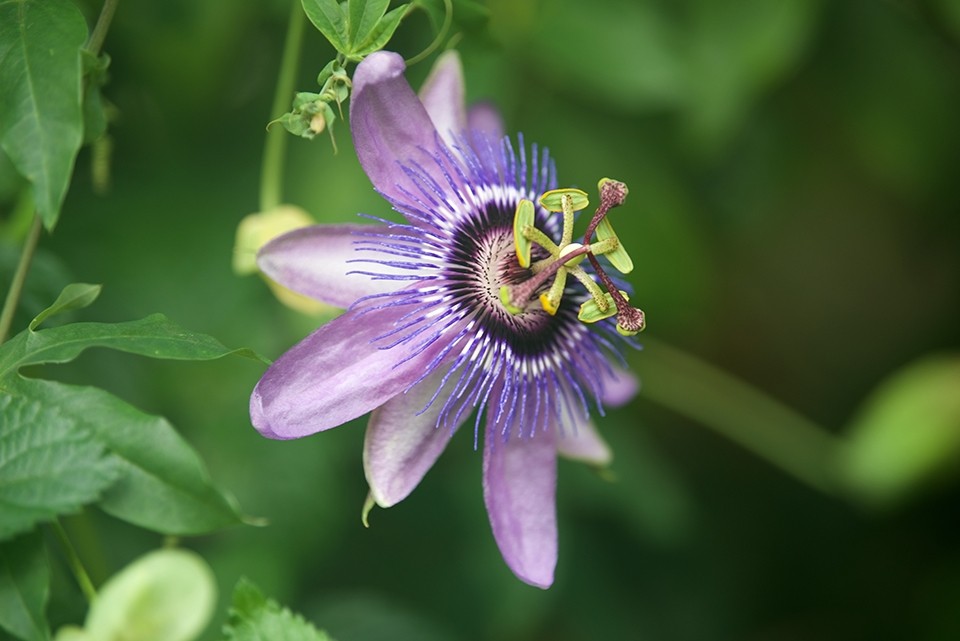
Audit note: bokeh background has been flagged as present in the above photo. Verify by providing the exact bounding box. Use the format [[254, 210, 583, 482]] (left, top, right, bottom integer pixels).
[[3, 0, 960, 639]]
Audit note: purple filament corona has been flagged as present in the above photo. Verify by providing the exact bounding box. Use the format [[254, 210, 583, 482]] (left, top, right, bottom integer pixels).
[[345, 133, 630, 446]]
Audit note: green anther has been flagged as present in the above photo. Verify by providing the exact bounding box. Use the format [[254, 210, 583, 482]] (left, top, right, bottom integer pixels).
[[539, 268, 568, 316], [499, 285, 524, 314], [513, 199, 536, 268], [596, 218, 634, 274], [539, 188, 589, 213], [578, 291, 629, 323]]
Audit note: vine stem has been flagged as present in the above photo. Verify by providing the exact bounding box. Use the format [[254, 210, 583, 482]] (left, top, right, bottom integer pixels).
[[86, 0, 119, 56], [0, 214, 42, 345], [632, 338, 842, 494], [260, 1, 306, 212], [51, 520, 97, 604], [405, 0, 453, 66]]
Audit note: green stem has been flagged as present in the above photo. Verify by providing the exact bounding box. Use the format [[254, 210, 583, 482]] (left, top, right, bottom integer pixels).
[[0, 214, 42, 345], [405, 0, 453, 66], [632, 338, 842, 494], [86, 0, 120, 56], [52, 520, 97, 604], [260, 1, 306, 212]]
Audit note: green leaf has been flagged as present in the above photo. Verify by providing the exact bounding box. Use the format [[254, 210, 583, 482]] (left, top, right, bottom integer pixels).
[[352, 5, 407, 58], [347, 0, 389, 49], [3, 377, 249, 535], [28, 283, 102, 331], [301, 0, 349, 53], [0, 313, 264, 381], [0, 393, 118, 541], [0, 0, 88, 230], [842, 354, 960, 507], [224, 578, 334, 641], [0, 530, 50, 641], [84, 548, 216, 641]]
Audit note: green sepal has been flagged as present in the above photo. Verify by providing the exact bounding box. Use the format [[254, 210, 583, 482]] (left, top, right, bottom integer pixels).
[[512, 199, 535, 268], [578, 290, 628, 323], [539, 188, 589, 213], [596, 218, 634, 274]]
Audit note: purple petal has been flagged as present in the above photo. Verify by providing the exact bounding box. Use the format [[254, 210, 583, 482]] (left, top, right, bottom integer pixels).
[[363, 367, 464, 507], [602, 365, 639, 407], [350, 51, 454, 207], [483, 408, 558, 589], [250, 305, 446, 440], [467, 102, 505, 142], [257, 224, 409, 308], [556, 418, 612, 465], [418, 50, 466, 145]]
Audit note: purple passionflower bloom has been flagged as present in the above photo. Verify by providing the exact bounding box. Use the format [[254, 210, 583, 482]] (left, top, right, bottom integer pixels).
[[250, 51, 639, 588]]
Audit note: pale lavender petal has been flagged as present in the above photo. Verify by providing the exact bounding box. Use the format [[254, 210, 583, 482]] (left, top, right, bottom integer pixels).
[[257, 224, 411, 308], [350, 51, 454, 207], [602, 365, 639, 407], [556, 418, 612, 465], [363, 367, 464, 507], [418, 50, 466, 145], [250, 305, 446, 440], [483, 409, 557, 589], [467, 102, 504, 141]]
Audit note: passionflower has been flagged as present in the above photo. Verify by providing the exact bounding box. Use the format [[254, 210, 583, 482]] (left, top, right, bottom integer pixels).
[[250, 50, 643, 588]]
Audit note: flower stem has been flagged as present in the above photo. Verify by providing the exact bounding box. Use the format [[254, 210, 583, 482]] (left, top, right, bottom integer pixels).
[[260, 1, 306, 212], [632, 338, 842, 495], [51, 520, 97, 603], [86, 0, 120, 56], [0, 214, 42, 345]]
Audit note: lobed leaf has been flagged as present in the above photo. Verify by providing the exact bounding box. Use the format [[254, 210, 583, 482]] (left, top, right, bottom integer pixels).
[[352, 5, 408, 58], [347, 0, 390, 49], [3, 377, 249, 535], [301, 0, 349, 52], [0, 530, 50, 641], [0, 394, 118, 541], [0, 313, 264, 381], [224, 578, 334, 641], [0, 0, 88, 230]]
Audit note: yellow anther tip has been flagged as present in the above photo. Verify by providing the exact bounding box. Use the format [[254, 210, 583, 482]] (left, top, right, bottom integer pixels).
[[539, 293, 559, 316]]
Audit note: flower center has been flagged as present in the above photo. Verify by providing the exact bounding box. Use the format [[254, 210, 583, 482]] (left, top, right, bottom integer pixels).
[[499, 179, 647, 336]]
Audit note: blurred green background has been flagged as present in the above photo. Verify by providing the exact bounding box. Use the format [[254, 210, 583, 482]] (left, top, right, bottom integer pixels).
[[3, 0, 960, 639]]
